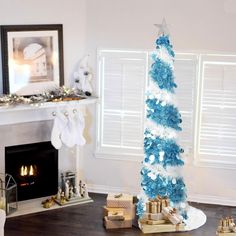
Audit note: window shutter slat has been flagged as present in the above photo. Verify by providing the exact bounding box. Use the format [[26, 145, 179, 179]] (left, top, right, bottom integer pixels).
[[175, 56, 197, 153], [199, 55, 236, 162], [99, 51, 147, 152]]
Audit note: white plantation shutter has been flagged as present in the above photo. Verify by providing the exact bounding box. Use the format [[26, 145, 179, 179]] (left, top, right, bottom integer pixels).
[[198, 54, 236, 164], [96, 50, 147, 158], [96, 49, 196, 160], [175, 54, 198, 155]]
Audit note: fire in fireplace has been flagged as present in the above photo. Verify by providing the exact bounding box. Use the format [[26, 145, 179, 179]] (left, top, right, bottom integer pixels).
[[19, 164, 38, 187], [5, 141, 58, 201]]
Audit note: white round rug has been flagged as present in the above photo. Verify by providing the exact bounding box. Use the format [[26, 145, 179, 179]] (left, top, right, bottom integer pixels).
[[184, 206, 207, 231]]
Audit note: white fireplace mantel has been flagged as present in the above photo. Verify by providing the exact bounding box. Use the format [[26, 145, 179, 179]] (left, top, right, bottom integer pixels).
[[0, 97, 97, 126], [0, 96, 97, 217]]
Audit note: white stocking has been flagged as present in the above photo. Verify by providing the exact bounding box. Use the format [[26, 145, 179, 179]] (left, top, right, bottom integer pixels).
[[74, 110, 86, 146], [61, 110, 77, 148], [51, 110, 68, 149]]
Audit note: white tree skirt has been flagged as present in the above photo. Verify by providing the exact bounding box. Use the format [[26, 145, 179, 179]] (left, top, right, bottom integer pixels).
[[184, 206, 207, 231]]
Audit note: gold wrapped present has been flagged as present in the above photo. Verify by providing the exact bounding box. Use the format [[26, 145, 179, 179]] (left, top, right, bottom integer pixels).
[[142, 212, 165, 221], [145, 196, 170, 214], [162, 206, 183, 225], [103, 205, 135, 218], [146, 219, 167, 225], [216, 217, 236, 235], [139, 221, 185, 234], [104, 216, 132, 229], [107, 211, 125, 221], [107, 193, 133, 209]]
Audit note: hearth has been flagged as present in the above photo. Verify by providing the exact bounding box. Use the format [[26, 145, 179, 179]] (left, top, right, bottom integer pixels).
[[5, 141, 58, 201]]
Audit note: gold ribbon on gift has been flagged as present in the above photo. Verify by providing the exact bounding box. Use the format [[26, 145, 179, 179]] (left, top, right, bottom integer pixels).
[[146, 202, 151, 213], [176, 223, 181, 231], [146, 196, 170, 214], [151, 201, 157, 213], [157, 201, 161, 213], [114, 193, 123, 198]]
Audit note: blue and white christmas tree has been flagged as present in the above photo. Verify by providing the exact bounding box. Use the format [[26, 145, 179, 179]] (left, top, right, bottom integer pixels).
[[137, 20, 188, 219]]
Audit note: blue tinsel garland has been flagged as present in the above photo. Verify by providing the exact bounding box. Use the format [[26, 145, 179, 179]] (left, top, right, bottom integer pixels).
[[140, 169, 187, 204], [144, 130, 184, 168], [149, 58, 177, 93], [146, 98, 182, 130], [136, 199, 145, 217], [156, 35, 175, 58]]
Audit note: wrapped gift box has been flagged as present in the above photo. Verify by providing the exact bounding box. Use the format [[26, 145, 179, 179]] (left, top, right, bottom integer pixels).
[[139, 221, 185, 234], [216, 217, 236, 235], [218, 227, 232, 233], [103, 207, 124, 216], [142, 212, 165, 221], [146, 219, 167, 225], [107, 193, 133, 208], [104, 216, 132, 229], [162, 206, 183, 225], [103, 205, 135, 218], [107, 211, 125, 221], [216, 233, 236, 236], [145, 196, 170, 214]]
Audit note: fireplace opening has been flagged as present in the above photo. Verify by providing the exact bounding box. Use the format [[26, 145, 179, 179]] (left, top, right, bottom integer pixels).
[[5, 141, 58, 201]]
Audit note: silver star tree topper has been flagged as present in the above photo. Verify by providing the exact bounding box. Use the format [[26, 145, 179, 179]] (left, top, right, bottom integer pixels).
[[154, 18, 170, 36]]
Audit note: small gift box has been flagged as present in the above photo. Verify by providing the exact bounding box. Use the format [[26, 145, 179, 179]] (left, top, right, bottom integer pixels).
[[107, 193, 133, 209], [107, 211, 125, 221], [146, 196, 170, 214], [104, 216, 132, 229], [142, 212, 164, 221], [217, 217, 236, 235], [146, 219, 167, 225], [103, 205, 135, 218], [162, 206, 183, 225]]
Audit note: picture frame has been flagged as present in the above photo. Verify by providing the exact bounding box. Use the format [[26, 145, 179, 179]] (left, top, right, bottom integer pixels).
[[0, 24, 64, 96]]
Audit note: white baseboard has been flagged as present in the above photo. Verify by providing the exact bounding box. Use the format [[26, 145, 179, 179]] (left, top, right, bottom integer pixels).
[[188, 194, 236, 207], [87, 184, 139, 196], [88, 184, 236, 206]]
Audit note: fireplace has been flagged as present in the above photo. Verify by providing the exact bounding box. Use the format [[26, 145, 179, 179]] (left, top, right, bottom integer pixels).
[[0, 101, 95, 216], [5, 141, 58, 201]]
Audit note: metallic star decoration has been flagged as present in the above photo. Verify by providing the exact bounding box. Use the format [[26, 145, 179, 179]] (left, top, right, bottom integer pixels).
[[154, 18, 170, 36]]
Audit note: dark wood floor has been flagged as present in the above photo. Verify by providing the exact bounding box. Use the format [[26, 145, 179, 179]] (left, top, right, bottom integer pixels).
[[5, 193, 236, 236]]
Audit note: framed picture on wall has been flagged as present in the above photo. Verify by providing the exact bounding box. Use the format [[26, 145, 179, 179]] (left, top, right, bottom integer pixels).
[[0, 24, 64, 96]]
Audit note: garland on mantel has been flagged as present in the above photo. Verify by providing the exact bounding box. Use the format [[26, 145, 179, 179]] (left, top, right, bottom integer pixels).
[[0, 86, 87, 107]]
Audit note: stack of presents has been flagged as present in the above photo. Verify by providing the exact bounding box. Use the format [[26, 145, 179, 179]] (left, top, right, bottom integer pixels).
[[103, 193, 185, 233], [139, 195, 185, 233], [103, 193, 135, 229], [216, 217, 236, 236]]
